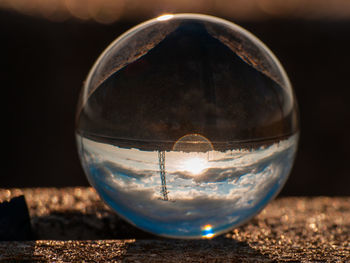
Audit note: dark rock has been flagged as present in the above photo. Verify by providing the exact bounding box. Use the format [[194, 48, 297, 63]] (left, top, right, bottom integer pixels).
[[0, 195, 33, 241]]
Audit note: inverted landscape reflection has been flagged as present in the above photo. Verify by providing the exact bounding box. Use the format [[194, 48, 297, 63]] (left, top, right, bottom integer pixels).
[[77, 133, 298, 238]]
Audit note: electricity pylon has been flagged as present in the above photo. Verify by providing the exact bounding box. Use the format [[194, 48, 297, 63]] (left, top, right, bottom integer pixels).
[[158, 151, 168, 201]]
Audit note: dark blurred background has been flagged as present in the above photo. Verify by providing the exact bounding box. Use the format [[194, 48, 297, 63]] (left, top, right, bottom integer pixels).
[[1, 0, 350, 196]]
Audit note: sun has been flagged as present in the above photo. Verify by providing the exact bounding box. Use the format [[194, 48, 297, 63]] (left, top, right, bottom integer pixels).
[[182, 156, 208, 175], [173, 134, 213, 175]]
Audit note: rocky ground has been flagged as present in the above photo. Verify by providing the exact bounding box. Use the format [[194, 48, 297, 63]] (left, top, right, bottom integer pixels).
[[0, 188, 349, 262]]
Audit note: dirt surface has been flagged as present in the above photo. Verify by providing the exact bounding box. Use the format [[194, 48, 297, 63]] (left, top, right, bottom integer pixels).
[[0, 188, 349, 262]]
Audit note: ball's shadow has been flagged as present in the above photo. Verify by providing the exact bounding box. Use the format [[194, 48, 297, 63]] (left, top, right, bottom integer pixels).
[[29, 211, 271, 261], [31, 210, 155, 240]]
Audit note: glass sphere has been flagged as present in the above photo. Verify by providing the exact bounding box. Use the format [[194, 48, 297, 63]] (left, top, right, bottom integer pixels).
[[76, 14, 299, 239]]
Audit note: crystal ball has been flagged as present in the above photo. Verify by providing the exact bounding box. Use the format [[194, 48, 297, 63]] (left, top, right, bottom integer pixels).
[[76, 14, 299, 239]]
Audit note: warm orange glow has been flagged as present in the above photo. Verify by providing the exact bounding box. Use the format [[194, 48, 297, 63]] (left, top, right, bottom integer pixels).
[[203, 225, 212, 230], [1, 0, 350, 23], [173, 134, 214, 153], [203, 233, 214, 238]]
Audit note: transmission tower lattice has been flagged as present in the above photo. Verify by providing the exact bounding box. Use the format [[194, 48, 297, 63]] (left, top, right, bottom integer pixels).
[[158, 150, 168, 201]]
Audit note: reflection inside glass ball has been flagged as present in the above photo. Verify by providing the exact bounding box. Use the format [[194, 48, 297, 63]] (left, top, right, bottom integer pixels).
[[181, 156, 208, 175], [174, 134, 213, 175], [76, 13, 299, 239]]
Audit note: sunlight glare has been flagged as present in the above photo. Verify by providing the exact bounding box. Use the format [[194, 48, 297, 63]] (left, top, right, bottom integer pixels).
[[182, 156, 208, 175], [156, 14, 174, 21], [202, 224, 215, 239]]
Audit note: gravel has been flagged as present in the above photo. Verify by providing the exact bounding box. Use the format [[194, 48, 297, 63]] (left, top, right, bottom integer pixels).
[[0, 188, 349, 262]]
